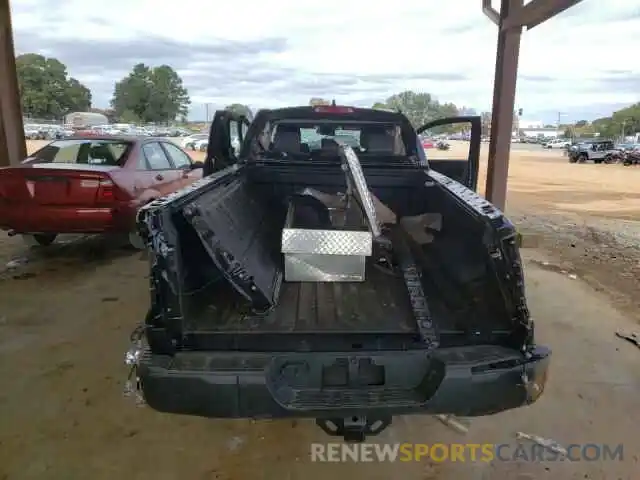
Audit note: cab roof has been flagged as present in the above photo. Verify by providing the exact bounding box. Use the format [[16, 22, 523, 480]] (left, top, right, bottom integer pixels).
[[255, 106, 408, 124]]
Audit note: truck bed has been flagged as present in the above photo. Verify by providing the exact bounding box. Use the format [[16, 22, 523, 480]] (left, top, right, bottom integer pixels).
[[151, 167, 512, 345], [190, 260, 417, 333]]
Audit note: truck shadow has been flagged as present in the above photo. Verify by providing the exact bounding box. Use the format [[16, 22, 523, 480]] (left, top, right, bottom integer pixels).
[[0, 234, 144, 283]]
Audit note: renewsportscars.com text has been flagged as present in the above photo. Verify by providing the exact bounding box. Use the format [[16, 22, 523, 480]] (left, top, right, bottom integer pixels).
[[310, 443, 624, 463]]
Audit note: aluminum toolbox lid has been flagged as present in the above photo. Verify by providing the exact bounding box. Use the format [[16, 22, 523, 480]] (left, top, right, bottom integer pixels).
[[281, 228, 372, 256], [339, 145, 382, 238]]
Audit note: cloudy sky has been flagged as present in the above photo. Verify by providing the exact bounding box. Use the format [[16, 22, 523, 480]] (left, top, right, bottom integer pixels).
[[11, 0, 640, 123]]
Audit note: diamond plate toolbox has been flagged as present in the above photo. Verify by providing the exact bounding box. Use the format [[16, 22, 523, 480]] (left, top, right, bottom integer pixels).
[[281, 229, 372, 256], [281, 204, 372, 282]]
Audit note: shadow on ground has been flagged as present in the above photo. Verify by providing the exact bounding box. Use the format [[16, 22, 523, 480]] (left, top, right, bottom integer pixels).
[[1, 234, 144, 283]]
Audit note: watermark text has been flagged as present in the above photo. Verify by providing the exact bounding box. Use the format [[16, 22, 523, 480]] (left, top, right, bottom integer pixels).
[[310, 442, 624, 463]]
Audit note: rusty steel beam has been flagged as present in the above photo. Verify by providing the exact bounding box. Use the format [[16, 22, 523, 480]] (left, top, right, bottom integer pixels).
[[502, 0, 583, 31], [482, 0, 500, 25], [0, 0, 25, 167], [485, 0, 523, 210], [483, 0, 582, 209]]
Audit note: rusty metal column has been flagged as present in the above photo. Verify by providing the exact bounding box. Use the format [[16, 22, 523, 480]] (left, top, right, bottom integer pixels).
[[0, 0, 26, 167], [485, 0, 523, 210]]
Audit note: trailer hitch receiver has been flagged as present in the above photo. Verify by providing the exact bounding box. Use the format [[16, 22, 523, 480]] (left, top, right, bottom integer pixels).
[[316, 415, 392, 442]]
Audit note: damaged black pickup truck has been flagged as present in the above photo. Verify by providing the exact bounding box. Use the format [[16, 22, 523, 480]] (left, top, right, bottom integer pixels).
[[125, 105, 551, 441]]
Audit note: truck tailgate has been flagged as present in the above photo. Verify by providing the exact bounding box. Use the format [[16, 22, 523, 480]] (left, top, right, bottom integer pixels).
[[138, 345, 551, 419]]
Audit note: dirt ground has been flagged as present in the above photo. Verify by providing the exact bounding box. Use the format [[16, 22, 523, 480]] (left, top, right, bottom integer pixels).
[[0, 141, 639, 479]]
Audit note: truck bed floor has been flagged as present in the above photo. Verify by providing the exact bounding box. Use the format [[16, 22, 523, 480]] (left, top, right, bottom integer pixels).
[[194, 262, 418, 333]]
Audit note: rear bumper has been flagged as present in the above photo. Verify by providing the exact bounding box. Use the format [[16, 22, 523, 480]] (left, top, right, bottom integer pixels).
[[0, 203, 134, 234], [138, 345, 551, 419]]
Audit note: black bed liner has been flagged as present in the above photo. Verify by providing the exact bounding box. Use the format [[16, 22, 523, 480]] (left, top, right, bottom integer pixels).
[[190, 259, 417, 333]]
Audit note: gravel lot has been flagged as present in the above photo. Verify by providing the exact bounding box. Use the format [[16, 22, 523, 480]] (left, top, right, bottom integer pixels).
[[0, 141, 638, 479]]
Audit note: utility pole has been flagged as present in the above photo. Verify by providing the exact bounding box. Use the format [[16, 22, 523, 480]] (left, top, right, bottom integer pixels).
[[557, 112, 566, 137], [205, 103, 210, 123]]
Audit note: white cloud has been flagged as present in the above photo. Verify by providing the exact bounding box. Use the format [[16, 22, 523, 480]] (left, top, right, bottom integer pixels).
[[10, 0, 640, 122]]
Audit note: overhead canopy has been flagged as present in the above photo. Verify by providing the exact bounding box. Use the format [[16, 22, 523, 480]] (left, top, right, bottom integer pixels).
[[0, 0, 583, 211]]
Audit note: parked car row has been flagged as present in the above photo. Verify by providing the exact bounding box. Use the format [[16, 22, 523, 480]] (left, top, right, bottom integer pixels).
[[507, 136, 566, 146], [0, 135, 204, 248], [24, 123, 196, 141], [507, 136, 553, 144], [616, 143, 640, 153], [566, 140, 640, 165], [542, 138, 571, 149], [623, 148, 640, 166], [80, 125, 193, 137], [474, 135, 565, 145], [180, 133, 209, 151], [24, 124, 74, 140], [148, 127, 190, 137], [78, 125, 151, 136], [179, 133, 241, 153]]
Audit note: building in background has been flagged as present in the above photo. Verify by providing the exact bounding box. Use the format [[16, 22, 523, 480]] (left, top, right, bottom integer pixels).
[[64, 111, 109, 128], [520, 127, 560, 138], [518, 120, 544, 129]]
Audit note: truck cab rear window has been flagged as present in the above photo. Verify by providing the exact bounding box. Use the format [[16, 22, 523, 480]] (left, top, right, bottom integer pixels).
[[259, 121, 407, 159], [28, 140, 130, 166]]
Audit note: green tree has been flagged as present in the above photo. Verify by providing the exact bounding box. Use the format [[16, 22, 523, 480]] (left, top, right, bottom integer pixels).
[[459, 106, 477, 116], [372, 90, 465, 134], [372, 102, 389, 110], [16, 53, 91, 119], [119, 109, 141, 124], [374, 91, 460, 130], [111, 63, 190, 124], [574, 120, 588, 127], [611, 103, 640, 138], [225, 103, 253, 119], [592, 117, 613, 136], [592, 103, 640, 139]]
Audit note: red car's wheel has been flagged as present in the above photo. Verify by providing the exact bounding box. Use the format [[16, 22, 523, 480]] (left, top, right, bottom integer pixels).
[[22, 233, 57, 246]]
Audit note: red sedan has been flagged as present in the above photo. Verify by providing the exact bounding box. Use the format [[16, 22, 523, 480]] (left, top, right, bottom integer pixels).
[[421, 138, 435, 149], [0, 136, 203, 248]]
